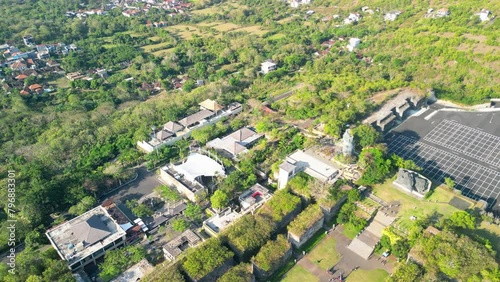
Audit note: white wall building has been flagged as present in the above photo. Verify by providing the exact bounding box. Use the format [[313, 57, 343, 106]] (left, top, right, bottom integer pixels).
[[261, 59, 277, 74], [347, 38, 361, 52], [278, 149, 339, 189]]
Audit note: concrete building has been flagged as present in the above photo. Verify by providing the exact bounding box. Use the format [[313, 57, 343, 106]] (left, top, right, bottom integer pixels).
[[46, 205, 128, 272], [344, 13, 361, 24], [347, 38, 361, 52], [260, 59, 277, 74], [111, 259, 153, 282], [384, 11, 401, 21], [238, 183, 272, 212], [278, 149, 339, 189], [159, 151, 225, 202], [163, 230, 202, 261], [203, 208, 242, 237], [478, 9, 491, 22], [435, 8, 450, 18]]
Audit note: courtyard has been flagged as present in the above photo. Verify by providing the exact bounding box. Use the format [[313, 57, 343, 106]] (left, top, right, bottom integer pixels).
[[281, 227, 393, 282]]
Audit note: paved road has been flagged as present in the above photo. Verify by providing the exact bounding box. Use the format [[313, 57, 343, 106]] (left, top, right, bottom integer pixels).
[[101, 166, 161, 203], [100, 166, 162, 221]]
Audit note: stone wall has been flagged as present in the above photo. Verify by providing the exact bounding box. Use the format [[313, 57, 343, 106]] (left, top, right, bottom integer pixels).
[[319, 195, 347, 222], [287, 216, 324, 248], [252, 247, 292, 281], [186, 257, 234, 282]]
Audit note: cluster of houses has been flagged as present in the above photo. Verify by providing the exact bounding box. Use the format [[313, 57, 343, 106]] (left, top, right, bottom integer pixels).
[[288, 0, 311, 9], [120, 0, 193, 17], [66, 9, 108, 19], [145, 20, 167, 28], [0, 41, 78, 95], [137, 99, 243, 153]]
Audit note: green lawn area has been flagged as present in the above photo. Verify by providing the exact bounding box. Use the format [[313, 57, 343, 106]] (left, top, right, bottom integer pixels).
[[232, 25, 268, 36], [141, 42, 171, 52], [268, 33, 286, 40], [346, 269, 389, 282], [342, 223, 360, 239], [281, 265, 319, 282], [372, 178, 470, 233], [51, 76, 69, 88], [152, 48, 174, 57], [307, 236, 341, 270]]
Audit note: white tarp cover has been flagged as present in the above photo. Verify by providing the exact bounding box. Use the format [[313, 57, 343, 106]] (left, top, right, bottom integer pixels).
[[174, 153, 225, 182]]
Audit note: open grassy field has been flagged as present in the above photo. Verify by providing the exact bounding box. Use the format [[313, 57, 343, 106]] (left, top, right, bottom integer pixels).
[[152, 48, 175, 57], [51, 76, 70, 89], [141, 42, 171, 53], [281, 265, 319, 282], [213, 22, 240, 31], [268, 33, 286, 40], [233, 25, 268, 36], [346, 269, 389, 282], [372, 178, 471, 233], [307, 236, 341, 270]]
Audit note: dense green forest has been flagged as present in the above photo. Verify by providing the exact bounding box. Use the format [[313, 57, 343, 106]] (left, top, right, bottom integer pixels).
[[0, 0, 498, 280]]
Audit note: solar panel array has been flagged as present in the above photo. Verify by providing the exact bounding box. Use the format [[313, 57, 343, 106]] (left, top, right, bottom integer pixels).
[[423, 120, 500, 168], [387, 135, 500, 209]]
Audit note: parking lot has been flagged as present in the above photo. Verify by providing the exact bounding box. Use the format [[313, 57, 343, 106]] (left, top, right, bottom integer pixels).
[[386, 111, 500, 211]]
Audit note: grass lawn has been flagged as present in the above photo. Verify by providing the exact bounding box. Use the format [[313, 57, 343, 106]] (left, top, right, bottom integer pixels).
[[268, 33, 286, 40], [307, 236, 341, 270], [214, 22, 240, 31], [372, 178, 467, 233], [346, 269, 389, 282], [281, 265, 319, 282], [52, 76, 70, 88], [342, 223, 360, 239], [232, 25, 268, 36], [141, 42, 171, 52], [152, 48, 175, 57], [191, 6, 220, 14]]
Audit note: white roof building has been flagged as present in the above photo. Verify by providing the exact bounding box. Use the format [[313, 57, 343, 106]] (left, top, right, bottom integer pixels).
[[261, 59, 277, 74], [278, 149, 339, 189], [344, 13, 361, 24], [347, 38, 361, 52], [173, 153, 225, 183], [160, 152, 226, 202], [478, 9, 491, 22], [384, 11, 401, 21]]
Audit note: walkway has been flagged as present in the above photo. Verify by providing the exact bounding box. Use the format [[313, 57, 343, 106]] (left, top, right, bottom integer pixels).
[[348, 209, 397, 259]]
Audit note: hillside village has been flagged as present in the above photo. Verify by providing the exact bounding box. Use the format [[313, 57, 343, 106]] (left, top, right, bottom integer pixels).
[[0, 1, 499, 282]]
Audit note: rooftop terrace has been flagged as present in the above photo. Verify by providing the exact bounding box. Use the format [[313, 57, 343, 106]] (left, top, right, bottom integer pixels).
[[46, 205, 127, 266]]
